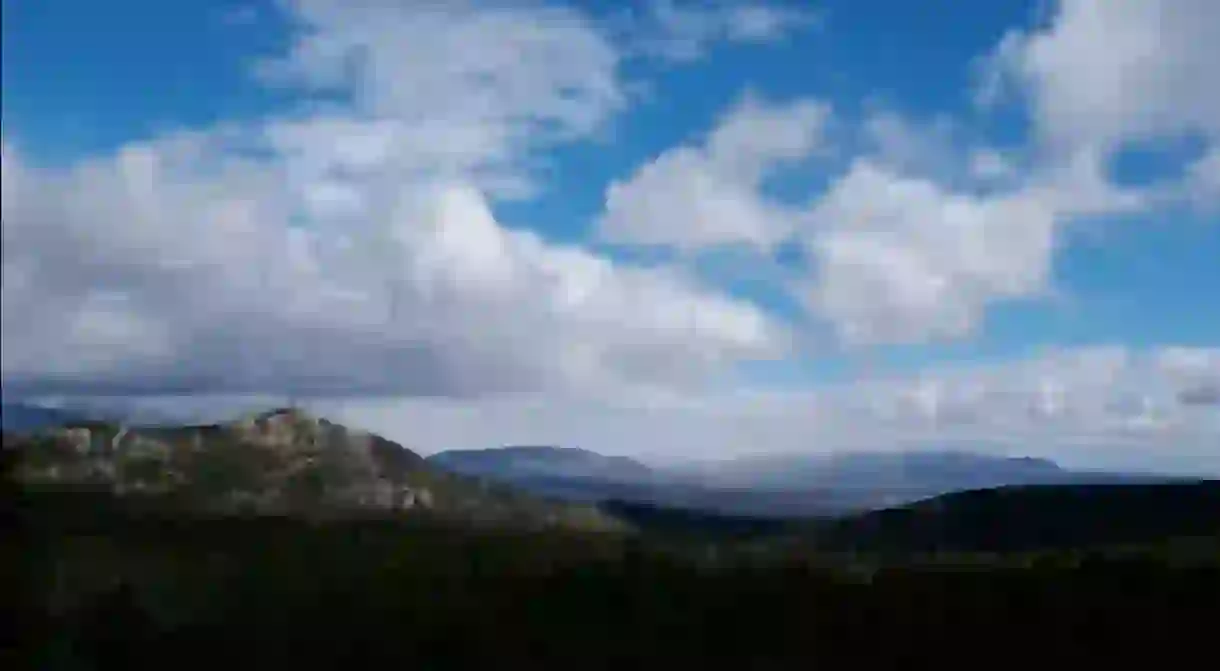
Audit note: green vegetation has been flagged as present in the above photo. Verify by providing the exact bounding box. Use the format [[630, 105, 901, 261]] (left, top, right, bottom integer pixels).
[[6, 421, 1219, 667], [2, 410, 623, 531], [8, 482, 1219, 668], [815, 480, 1220, 554]]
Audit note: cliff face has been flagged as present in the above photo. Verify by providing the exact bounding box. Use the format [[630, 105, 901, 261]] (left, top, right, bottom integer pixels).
[[2, 408, 623, 531], [4, 408, 424, 514]]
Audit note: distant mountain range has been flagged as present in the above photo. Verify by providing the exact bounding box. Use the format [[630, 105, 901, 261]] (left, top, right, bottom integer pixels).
[[690, 451, 1066, 490], [428, 445, 653, 483], [1, 402, 89, 433], [8, 401, 1218, 570], [4, 401, 1196, 519], [428, 445, 1192, 517]]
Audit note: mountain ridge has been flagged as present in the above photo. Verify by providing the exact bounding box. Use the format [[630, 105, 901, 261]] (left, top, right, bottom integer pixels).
[[8, 402, 1197, 520], [1, 402, 92, 433], [3, 408, 623, 531], [427, 445, 655, 483], [427, 444, 1190, 516]]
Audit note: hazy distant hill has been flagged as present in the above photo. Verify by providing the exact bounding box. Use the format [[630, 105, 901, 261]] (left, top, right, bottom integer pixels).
[[426, 445, 1186, 517], [427, 447, 874, 516], [695, 450, 1065, 489], [2, 408, 622, 531], [428, 446, 654, 482], [718, 450, 1191, 505], [0, 402, 87, 433]]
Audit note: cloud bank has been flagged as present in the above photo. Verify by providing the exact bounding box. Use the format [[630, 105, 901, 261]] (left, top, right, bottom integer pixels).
[[3, 0, 1217, 469]]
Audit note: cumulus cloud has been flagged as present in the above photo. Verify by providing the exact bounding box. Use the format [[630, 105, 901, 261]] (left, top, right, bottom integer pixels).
[[255, 0, 626, 200], [861, 111, 1022, 187], [3, 0, 1216, 473], [1187, 148, 1220, 208], [45, 346, 1212, 473], [1, 0, 790, 400], [597, 0, 1220, 349], [979, 0, 1220, 203], [628, 0, 818, 62], [861, 111, 963, 181], [803, 160, 1058, 345], [301, 346, 1218, 473], [1, 134, 783, 398], [595, 95, 1067, 345], [969, 148, 1018, 182], [1155, 347, 1220, 407], [780, 0, 1220, 348], [598, 94, 829, 250]]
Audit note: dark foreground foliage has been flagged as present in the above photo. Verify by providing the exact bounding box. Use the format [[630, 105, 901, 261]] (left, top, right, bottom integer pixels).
[[818, 480, 1220, 554], [7, 484, 1219, 670]]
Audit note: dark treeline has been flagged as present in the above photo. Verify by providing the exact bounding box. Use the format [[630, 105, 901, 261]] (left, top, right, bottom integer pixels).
[[598, 497, 802, 538], [8, 486, 1220, 669], [818, 480, 1220, 553]]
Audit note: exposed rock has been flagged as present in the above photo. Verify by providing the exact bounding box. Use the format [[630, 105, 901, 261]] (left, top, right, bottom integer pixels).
[[3, 408, 624, 531], [62, 428, 93, 456]]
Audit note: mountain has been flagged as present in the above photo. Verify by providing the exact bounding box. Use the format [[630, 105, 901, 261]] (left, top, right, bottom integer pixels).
[[16, 477, 1218, 671], [682, 450, 1185, 502], [0, 402, 87, 433], [426, 447, 879, 516], [2, 408, 623, 531], [428, 446, 654, 482], [695, 450, 1065, 489], [425, 446, 1187, 518]]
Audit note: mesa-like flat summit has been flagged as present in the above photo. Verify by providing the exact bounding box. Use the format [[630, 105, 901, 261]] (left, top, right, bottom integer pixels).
[[2, 407, 621, 530]]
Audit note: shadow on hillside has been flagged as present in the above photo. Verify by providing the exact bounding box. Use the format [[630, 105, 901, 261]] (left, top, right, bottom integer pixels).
[[7, 481, 1220, 667]]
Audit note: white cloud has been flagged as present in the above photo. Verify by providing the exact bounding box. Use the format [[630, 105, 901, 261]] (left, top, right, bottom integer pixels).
[[597, 94, 829, 250], [2, 0, 791, 400], [291, 346, 1218, 473], [794, 0, 1220, 350], [1187, 148, 1220, 208], [803, 160, 1058, 345], [4, 0, 1216, 476], [983, 0, 1220, 145], [595, 0, 1220, 349], [1154, 347, 1220, 406], [862, 110, 1024, 187], [595, 97, 1070, 347], [252, 0, 815, 206], [52, 346, 1213, 474], [980, 0, 1220, 208], [1, 134, 784, 398], [255, 0, 625, 200], [862, 111, 962, 180], [629, 0, 817, 63], [969, 148, 1017, 182]]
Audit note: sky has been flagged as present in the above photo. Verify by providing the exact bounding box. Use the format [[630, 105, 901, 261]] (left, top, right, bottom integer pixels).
[[2, 0, 1218, 473]]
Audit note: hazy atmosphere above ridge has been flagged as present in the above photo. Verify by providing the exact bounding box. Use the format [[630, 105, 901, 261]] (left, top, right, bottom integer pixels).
[[2, 0, 1217, 473]]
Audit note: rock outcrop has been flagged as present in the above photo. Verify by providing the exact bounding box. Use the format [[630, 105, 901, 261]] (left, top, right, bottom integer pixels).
[[4, 408, 622, 531]]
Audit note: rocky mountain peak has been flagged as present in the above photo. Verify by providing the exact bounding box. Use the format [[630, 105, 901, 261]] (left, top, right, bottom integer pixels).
[[4, 414, 623, 531]]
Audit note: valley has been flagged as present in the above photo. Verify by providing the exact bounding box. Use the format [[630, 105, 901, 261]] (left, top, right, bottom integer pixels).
[[6, 408, 1218, 667]]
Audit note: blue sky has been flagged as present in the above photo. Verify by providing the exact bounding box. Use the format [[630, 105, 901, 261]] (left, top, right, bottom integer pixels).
[[13, 0, 1209, 355], [2, 0, 1218, 470]]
